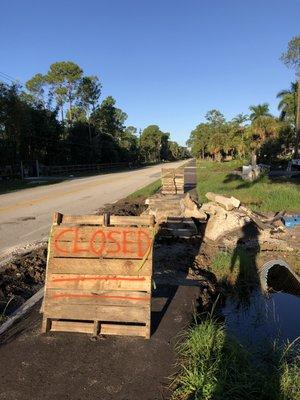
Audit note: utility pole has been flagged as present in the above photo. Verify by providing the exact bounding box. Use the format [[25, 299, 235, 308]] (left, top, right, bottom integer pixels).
[[138, 128, 142, 164]]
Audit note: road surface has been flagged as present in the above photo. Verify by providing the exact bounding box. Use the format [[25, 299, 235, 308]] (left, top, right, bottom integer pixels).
[[0, 160, 186, 257]]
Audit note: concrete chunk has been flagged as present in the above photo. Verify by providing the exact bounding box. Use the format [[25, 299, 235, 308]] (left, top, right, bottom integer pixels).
[[205, 192, 240, 211]]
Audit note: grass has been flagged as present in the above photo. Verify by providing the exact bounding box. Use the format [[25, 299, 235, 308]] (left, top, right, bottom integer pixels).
[[127, 179, 161, 199], [196, 160, 300, 213], [172, 316, 300, 400]]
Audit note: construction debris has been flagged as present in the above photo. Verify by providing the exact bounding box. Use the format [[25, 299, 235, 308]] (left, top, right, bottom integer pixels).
[[205, 192, 240, 211], [201, 202, 249, 241], [180, 193, 207, 220]]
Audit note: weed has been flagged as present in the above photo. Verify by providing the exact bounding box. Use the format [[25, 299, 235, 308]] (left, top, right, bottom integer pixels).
[[172, 316, 300, 400]]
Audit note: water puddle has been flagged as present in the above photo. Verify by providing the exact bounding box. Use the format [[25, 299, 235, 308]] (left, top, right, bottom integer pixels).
[[222, 290, 300, 346], [222, 263, 300, 346]]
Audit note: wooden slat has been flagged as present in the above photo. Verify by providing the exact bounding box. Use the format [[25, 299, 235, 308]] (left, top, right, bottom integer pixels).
[[50, 226, 153, 259], [61, 214, 152, 226], [100, 323, 147, 337], [50, 247, 152, 260], [110, 215, 153, 226], [47, 274, 151, 291], [51, 320, 94, 334], [44, 304, 149, 323], [46, 290, 150, 307], [49, 258, 152, 276], [51, 225, 153, 243]]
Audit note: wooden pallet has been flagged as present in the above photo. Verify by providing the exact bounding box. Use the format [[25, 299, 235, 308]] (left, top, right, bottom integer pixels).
[[159, 217, 198, 238], [42, 212, 155, 338], [161, 168, 185, 195]]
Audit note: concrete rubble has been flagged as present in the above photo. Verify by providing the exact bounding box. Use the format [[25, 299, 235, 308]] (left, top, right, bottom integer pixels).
[[145, 189, 293, 248]]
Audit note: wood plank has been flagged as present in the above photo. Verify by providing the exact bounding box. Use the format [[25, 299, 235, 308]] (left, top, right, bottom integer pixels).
[[49, 258, 152, 276], [61, 214, 152, 226], [100, 323, 147, 337], [47, 274, 151, 291], [46, 289, 151, 307], [50, 248, 152, 260], [51, 225, 153, 243], [50, 226, 153, 259], [110, 215, 153, 226], [44, 304, 149, 323], [51, 320, 94, 334]]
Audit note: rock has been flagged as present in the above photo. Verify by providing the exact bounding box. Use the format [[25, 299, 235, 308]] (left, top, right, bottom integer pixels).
[[180, 193, 207, 220], [205, 192, 240, 211], [200, 202, 249, 241]]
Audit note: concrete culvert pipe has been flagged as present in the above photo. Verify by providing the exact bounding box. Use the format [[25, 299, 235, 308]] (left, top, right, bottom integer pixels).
[[260, 259, 300, 297]]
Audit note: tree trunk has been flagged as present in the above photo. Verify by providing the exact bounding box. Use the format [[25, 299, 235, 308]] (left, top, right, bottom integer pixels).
[[295, 77, 300, 158], [251, 151, 257, 167]]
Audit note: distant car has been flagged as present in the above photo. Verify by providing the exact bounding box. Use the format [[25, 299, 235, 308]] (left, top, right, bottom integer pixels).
[[288, 159, 300, 172]]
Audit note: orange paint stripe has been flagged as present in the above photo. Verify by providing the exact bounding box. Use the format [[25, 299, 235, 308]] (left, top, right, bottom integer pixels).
[[51, 276, 146, 283], [51, 293, 150, 301]]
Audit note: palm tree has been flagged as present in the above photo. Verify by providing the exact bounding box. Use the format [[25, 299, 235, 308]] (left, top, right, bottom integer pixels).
[[249, 103, 272, 122], [277, 81, 297, 125]]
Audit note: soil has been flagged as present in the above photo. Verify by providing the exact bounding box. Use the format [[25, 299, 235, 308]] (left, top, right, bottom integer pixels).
[[97, 196, 148, 216], [0, 285, 201, 400], [0, 246, 47, 316]]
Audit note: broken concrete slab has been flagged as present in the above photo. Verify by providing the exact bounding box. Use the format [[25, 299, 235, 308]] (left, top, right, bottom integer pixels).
[[180, 193, 207, 220], [200, 202, 249, 241], [205, 192, 240, 211]]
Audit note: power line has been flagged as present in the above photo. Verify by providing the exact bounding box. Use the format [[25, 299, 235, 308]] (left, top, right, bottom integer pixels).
[[0, 71, 24, 86]]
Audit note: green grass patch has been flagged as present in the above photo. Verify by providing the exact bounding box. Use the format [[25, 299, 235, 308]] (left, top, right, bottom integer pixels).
[[196, 160, 300, 212], [127, 179, 161, 199], [210, 249, 256, 284], [172, 316, 300, 400]]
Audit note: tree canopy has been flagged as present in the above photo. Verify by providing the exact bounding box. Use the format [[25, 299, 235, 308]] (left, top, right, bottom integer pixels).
[[0, 61, 189, 170]]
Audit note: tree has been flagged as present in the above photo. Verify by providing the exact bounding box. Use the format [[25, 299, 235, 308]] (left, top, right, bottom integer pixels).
[[90, 96, 127, 138], [281, 36, 300, 157], [119, 126, 139, 161], [249, 103, 272, 122], [205, 109, 225, 126], [232, 113, 249, 125], [277, 82, 297, 125], [77, 76, 101, 114], [66, 106, 87, 124], [25, 73, 46, 106], [246, 115, 280, 165], [140, 125, 164, 163], [76, 76, 102, 147], [187, 123, 210, 159], [46, 61, 83, 122]]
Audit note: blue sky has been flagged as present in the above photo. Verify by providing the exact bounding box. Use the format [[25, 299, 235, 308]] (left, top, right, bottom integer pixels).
[[0, 0, 299, 145]]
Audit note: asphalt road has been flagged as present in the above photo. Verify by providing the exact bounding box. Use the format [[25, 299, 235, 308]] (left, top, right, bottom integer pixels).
[[0, 160, 186, 257]]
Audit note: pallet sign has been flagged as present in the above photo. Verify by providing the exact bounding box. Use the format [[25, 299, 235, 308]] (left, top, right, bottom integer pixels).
[[42, 212, 155, 338]]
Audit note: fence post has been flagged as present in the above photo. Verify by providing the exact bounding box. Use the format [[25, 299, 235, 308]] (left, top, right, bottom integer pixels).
[[20, 161, 24, 180], [36, 159, 40, 178]]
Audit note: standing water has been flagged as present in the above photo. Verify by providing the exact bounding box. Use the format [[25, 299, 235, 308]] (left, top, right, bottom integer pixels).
[[222, 261, 300, 346]]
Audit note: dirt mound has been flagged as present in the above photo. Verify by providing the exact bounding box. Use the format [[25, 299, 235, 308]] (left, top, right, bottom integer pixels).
[[0, 246, 47, 316], [97, 196, 147, 216]]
